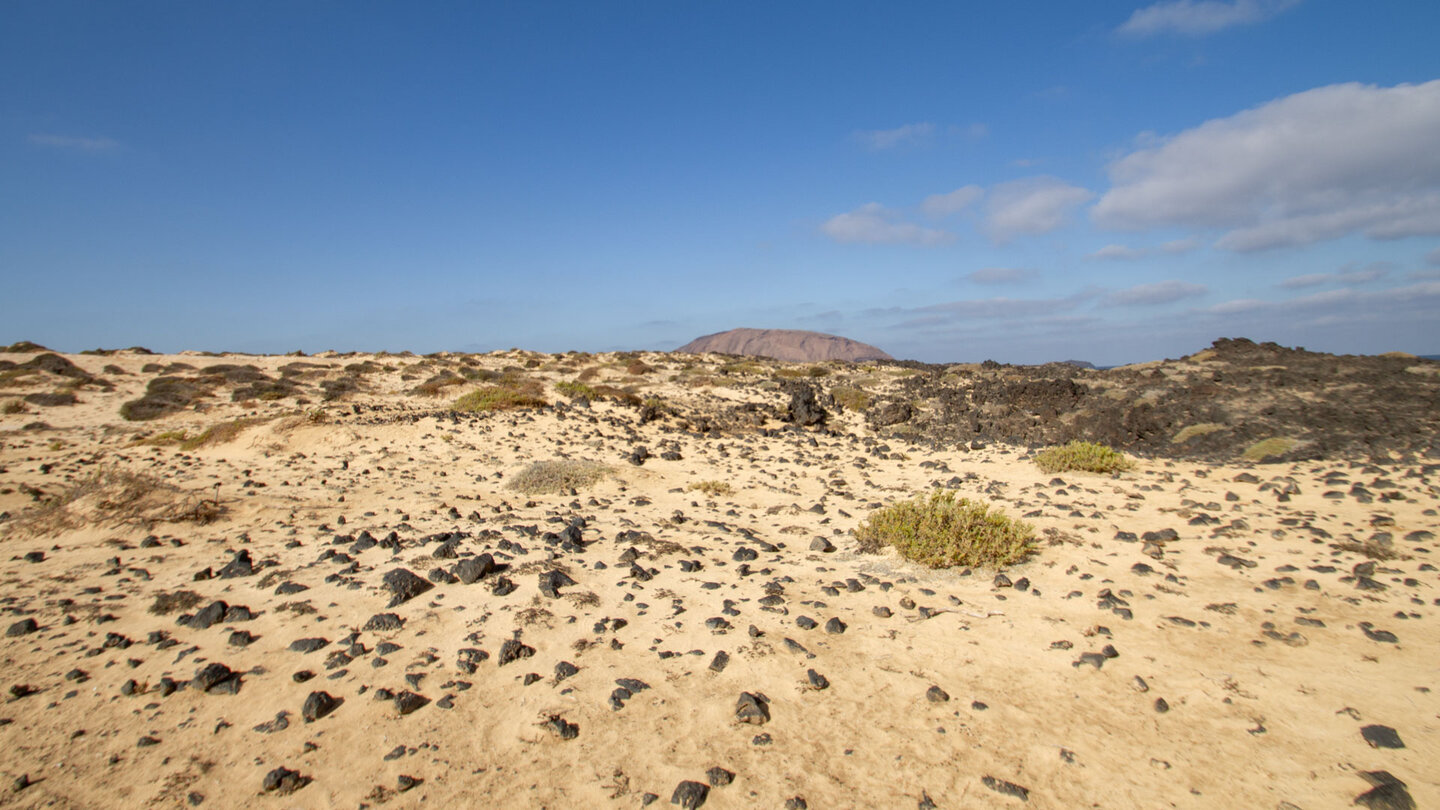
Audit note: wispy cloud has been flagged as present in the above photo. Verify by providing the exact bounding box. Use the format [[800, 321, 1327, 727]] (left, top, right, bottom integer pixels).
[[853, 122, 936, 150], [1117, 0, 1300, 37], [920, 185, 983, 218], [1105, 280, 1208, 306], [965, 267, 1037, 284], [820, 203, 952, 245], [28, 133, 120, 152], [1087, 244, 1146, 261], [1278, 261, 1391, 289], [1093, 80, 1440, 251], [983, 176, 1094, 243]]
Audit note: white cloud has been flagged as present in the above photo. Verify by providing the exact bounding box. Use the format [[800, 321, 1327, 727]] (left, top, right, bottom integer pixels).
[[1088, 244, 1146, 260], [921, 185, 984, 217], [1161, 237, 1201, 254], [966, 267, 1036, 284], [1093, 80, 1440, 252], [28, 133, 119, 152], [854, 123, 936, 150], [820, 203, 952, 245], [949, 123, 989, 139], [1202, 281, 1440, 320], [1106, 280, 1208, 306], [983, 176, 1094, 243], [1278, 261, 1391, 289], [1117, 0, 1300, 37]]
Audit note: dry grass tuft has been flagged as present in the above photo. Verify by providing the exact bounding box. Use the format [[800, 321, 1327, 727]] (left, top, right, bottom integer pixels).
[[180, 418, 262, 451], [11, 467, 227, 536], [687, 480, 734, 497], [507, 459, 612, 494]]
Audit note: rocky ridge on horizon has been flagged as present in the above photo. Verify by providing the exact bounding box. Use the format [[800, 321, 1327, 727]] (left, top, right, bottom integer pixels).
[[674, 328, 893, 363]]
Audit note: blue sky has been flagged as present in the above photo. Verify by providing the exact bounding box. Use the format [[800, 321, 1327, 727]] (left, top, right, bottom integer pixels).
[[3, 1, 1439, 364]]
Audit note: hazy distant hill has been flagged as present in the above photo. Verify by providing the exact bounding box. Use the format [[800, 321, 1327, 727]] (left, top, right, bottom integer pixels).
[[675, 328, 892, 363]]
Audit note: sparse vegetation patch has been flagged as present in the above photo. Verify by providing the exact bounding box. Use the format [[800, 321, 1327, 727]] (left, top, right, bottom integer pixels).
[[1172, 423, 1226, 443], [452, 385, 547, 412], [506, 459, 612, 494], [855, 490, 1035, 568], [687, 480, 734, 497], [1242, 437, 1298, 462], [1034, 441, 1135, 474]]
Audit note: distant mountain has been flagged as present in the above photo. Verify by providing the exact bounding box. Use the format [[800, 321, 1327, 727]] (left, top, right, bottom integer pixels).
[[1056, 359, 1097, 370], [675, 328, 893, 363]]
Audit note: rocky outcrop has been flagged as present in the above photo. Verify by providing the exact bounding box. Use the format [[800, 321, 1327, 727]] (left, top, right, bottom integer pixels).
[[675, 328, 892, 363]]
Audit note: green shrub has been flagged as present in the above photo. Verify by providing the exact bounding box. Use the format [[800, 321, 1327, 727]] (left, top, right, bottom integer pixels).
[[452, 385, 547, 413], [831, 386, 870, 412], [855, 490, 1034, 568], [180, 418, 261, 450], [1171, 423, 1225, 444], [1034, 441, 1134, 474], [507, 459, 612, 494], [1242, 437, 1297, 462], [555, 380, 598, 400]]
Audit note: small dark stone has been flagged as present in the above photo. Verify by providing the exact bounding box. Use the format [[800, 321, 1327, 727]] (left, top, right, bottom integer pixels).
[[735, 692, 770, 725], [671, 780, 709, 809], [544, 715, 578, 739], [1354, 771, 1415, 810], [454, 553, 496, 584], [806, 669, 829, 690], [706, 766, 734, 787], [498, 639, 535, 666], [187, 601, 228, 630], [981, 775, 1030, 801], [6, 618, 39, 637], [191, 662, 237, 694], [1154, 697, 1170, 713], [217, 550, 254, 579], [302, 691, 339, 722], [362, 613, 404, 632], [1361, 725, 1405, 749], [709, 651, 729, 673], [824, 617, 847, 634], [288, 637, 329, 654], [926, 685, 950, 703], [383, 568, 433, 608], [393, 691, 429, 715], [261, 766, 307, 795]]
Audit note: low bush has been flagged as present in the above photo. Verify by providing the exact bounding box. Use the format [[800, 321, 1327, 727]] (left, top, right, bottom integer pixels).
[[121, 376, 212, 421], [1034, 441, 1134, 474], [855, 490, 1034, 568], [180, 418, 261, 451], [556, 380, 598, 401], [1242, 437, 1298, 462], [452, 385, 547, 413], [507, 459, 612, 494], [1171, 423, 1225, 443], [687, 480, 734, 496], [831, 386, 870, 412]]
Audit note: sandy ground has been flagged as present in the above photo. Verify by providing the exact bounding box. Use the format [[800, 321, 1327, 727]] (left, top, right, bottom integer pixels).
[[0, 349, 1435, 809]]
